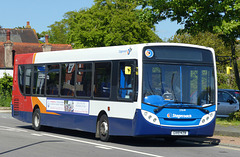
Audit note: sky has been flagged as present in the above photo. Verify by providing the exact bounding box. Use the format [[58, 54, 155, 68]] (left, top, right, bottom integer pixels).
[[0, 0, 182, 41]]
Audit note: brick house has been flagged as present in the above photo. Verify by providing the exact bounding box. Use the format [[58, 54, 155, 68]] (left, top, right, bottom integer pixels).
[[0, 22, 72, 77]]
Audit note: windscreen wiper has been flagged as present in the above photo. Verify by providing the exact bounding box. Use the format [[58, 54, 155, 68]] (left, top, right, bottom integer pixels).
[[143, 101, 210, 114], [142, 102, 158, 108], [142, 102, 171, 113], [153, 102, 172, 113], [173, 101, 210, 114]]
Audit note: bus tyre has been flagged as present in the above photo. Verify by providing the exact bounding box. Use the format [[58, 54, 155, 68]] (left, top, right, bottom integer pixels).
[[99, 114, 111, 142], [32, 108, 42, 131]]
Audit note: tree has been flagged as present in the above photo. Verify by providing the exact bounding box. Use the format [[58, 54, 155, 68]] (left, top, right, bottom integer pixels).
[[41, 19, 69, 44], [42, 0, 161, 47], [139, 0, 240, 89], [67, 0, 161, 48]]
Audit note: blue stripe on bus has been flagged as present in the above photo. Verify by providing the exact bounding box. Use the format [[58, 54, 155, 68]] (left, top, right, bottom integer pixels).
[[12, 109, 215, 137], [12, 110, 133, 136]]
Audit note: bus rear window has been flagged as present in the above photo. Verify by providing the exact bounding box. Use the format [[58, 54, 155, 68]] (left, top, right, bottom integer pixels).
[[18, 65, 24, 94]]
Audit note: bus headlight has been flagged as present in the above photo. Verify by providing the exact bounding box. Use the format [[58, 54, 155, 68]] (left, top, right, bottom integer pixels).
[[199, 111, 216, 126], [141, 110, 160, 125]]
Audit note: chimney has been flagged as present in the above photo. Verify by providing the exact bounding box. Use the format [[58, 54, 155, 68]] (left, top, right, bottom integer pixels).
[[6, 29, 10, 41], [4, 30, 13, 67], [42, 34, 52, 52], [45, 34, 49, 44], [26, 21, 31, 28]]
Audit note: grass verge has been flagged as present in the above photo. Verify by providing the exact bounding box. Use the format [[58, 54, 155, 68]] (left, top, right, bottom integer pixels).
[[216, 118, 240, 127]]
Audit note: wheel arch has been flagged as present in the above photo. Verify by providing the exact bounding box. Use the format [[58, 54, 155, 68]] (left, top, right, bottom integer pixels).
[[32, 104, 40, 115], [95, 110, 108, 138]]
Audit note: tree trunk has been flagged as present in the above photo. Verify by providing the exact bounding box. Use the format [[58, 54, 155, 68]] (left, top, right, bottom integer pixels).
[[231, 42, 240, 90]]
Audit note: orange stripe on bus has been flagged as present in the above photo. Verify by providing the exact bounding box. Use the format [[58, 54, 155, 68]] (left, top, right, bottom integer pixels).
[[31, 97, 59, 115], [32, 53, 37, 64]]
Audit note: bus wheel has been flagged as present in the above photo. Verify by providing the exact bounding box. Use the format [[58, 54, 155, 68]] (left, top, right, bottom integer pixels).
[[99, 114, 111, 142], [32, 108, 42, 131]]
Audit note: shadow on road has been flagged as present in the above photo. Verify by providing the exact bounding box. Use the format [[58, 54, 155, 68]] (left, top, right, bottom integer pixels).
[[0, 140, 63, 155], [17, 125, 220, 148]]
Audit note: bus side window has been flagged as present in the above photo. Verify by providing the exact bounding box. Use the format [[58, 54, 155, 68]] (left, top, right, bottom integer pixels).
[[76, 63, 92, 97], [94, 62, 111, 98], [46, 64, 60, 95], [118, 62, 134, 99], [33, 65, 45, 95], [61, 63, 75, 97]]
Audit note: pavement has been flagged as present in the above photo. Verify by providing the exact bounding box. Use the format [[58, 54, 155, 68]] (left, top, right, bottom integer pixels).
[[0, 107, 11, 113], [1, 107, 240, 147]]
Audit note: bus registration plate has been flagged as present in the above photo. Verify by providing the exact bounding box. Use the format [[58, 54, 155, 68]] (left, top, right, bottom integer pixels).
[[171, 131, 188, 136]]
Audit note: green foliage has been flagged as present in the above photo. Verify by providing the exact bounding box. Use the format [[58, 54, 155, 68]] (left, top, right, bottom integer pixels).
[[140, 0, 240, 42], [41, 0, 162, 47], [41, 19, 69, 44], [0, 73, 13, 107], [217, 73, 237, 89], [227, 110, 240, 121], [68, 0, 161, 48]]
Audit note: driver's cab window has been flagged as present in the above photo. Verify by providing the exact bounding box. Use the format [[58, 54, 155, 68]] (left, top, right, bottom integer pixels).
[[143, 64, 180, 101]]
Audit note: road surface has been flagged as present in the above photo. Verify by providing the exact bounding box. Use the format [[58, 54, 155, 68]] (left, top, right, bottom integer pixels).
[[0, 112, 239, 157]]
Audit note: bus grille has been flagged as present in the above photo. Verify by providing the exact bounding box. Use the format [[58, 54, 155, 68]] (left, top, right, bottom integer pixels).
[[13, 98, 19, 116]]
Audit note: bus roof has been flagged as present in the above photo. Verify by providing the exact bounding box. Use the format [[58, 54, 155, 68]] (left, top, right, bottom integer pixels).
[[14, 43, 214, 65]]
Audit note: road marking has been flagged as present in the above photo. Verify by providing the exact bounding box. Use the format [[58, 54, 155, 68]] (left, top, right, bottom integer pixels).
[[96, 146, 113, 150], [31, 133, 43, 136], [43, 133, 164, 157], [0, 126, 28, 132], [216, 145, 240, 151]]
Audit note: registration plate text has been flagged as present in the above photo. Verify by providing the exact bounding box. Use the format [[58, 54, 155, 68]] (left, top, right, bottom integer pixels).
[[171, 131, 189, 136]]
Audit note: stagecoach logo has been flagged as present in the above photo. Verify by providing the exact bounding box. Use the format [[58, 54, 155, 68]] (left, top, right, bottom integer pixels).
[[145, 49, 154, 58], [119, 47, 132, 55], [167, 113, 172, 118], [167, 113, 192, 119]]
